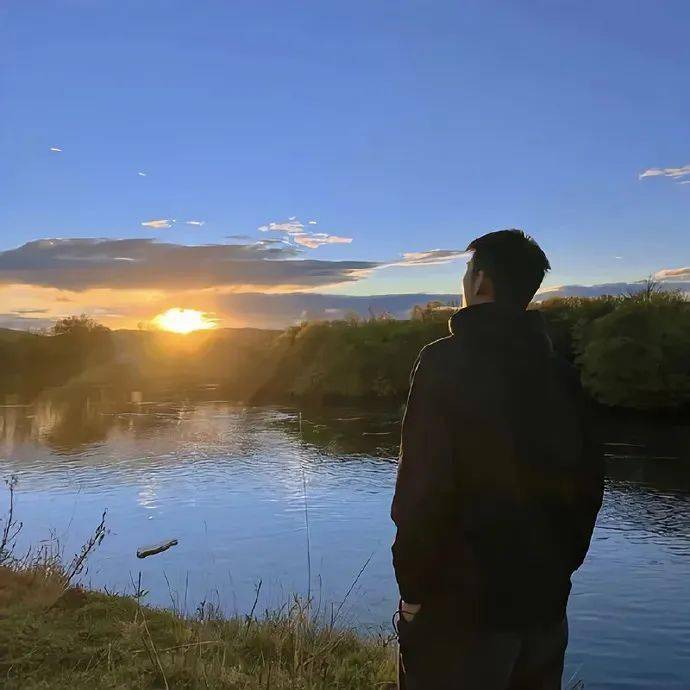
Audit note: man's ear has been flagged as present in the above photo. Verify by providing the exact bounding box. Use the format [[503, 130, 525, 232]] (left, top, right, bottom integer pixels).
[[475, 270, 494, 298], [474, 269, 485, 295]]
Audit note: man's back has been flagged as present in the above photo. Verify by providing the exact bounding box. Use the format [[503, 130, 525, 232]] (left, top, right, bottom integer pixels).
[[392, 302, 604, 629]]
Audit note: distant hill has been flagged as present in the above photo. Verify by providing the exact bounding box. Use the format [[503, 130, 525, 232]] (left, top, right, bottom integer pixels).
[[0, 328, 39, 343], [213, 292, 460, 328]]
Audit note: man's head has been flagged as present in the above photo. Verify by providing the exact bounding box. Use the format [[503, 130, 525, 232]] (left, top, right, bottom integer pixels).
[[462, 229, 550, 310]]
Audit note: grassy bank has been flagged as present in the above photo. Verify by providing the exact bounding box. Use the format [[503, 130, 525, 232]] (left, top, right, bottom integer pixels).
[[0, 565, 396, 689], [0, 481, 396, 690]]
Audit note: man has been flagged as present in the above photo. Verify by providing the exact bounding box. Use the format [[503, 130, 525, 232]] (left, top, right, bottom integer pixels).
[[392, 229, 603, 689]]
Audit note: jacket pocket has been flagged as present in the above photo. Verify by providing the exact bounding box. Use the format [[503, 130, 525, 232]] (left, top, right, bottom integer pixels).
[[396, 608, 426, 647]]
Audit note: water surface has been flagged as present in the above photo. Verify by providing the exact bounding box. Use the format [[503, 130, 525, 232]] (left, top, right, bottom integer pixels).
[[1, 396, 689, 689]]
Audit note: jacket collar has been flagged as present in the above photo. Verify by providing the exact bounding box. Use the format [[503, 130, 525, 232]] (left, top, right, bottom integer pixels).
[[448, 302, 552, 354]]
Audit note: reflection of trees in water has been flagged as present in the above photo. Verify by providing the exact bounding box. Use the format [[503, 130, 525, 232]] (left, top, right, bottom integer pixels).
[[35, 397, 111, 452], [1, 393, 172, 454], [272, 405, 402, 460], [0, 396, 300, 471], [2, 396, 690, 545]]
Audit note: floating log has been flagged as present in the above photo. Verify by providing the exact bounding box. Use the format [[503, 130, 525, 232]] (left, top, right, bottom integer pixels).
[[136, 539, 178, 559]]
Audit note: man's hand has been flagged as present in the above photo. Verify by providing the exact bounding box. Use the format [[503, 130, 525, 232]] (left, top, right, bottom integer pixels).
[[400, 601, 422, 622]]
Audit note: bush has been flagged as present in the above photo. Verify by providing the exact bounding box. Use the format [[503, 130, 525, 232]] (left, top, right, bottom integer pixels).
[[576, 299, 690, 409], [537, 296, 621, 361], [255, 317, 449, 402]]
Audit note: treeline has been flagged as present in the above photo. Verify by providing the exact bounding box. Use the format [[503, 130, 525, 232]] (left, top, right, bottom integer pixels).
[[0, 316, 280, 402], [541, 287, 690, 409], [254, 286, 690, 411], [0, 316, 115, 399], [1, 287, 689, 411]]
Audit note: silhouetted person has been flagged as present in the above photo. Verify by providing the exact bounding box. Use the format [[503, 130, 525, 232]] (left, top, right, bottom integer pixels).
[[392, 230, 603, 689]]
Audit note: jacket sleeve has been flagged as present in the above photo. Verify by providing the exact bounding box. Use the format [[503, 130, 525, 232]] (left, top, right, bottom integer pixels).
[[556, 357, 605, 572], [569, 385, 605, 571], [391, 345, 456, 604]]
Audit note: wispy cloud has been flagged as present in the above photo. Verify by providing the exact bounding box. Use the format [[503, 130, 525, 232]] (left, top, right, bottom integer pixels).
[[186, 220, 205, 226], [12, 307, 50, 315], [258, 220, 304, 234], [292, 233, 352, 249], [654, 267, 690, 281], [141, 219, 174, 229], [49, 147, 62, 152], [639, 165, 690, 182], [256, 238, 291, 246], [382, 249, 470, 268], [258, 218, 353, 250]]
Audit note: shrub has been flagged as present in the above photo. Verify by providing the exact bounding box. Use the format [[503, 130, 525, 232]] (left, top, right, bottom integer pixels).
[[576, 299, 690, 409]]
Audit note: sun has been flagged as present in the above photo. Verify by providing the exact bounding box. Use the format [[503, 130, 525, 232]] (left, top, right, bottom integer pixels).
[[152, 308, 217, 334]]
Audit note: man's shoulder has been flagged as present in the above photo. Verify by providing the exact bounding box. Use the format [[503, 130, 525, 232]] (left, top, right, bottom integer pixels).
[[415, 335, 463, 379], [418, 334, 456, 363]]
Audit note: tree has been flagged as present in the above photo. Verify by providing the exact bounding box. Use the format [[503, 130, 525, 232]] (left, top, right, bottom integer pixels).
[[411, 301, 457, 322], [52, 314, 110, 337], [50, 315, 114, 382]]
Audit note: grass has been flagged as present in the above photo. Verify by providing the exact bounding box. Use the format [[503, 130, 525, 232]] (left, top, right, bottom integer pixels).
[[0, 566, 397, 689], [0, 477, 396, 689]]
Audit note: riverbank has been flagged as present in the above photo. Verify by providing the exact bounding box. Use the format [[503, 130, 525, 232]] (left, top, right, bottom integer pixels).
[[0, 565, 397, 689]]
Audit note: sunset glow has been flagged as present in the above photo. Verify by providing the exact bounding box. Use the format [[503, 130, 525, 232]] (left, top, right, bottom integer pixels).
[[152, 308, 217, 334]]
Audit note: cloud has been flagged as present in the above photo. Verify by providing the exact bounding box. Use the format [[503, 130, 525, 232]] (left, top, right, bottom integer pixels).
[[292, 233, 352, 249], [186, 220, 205, 226], [138, 171, 147, 177], [256, 238, 291, 246], [258, 219, 304, 234], [49, 147, 62, 152], [258, 218, 353, 250], [141, 219, 174, 229], [12, 308, 50, 315], [654, 267, 690, 281], [381, 249, 470, 268], [225, 234, 252, 241], [639, 165, 690, 181], [0, 238, 377, 291]]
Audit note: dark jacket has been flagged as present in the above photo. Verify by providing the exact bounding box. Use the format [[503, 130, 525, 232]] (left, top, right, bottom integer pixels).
[[391, 302, 604, 629]]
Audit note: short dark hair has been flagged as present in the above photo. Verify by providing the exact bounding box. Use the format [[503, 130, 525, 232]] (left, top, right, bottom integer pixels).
[[466, 229, 550, 309]]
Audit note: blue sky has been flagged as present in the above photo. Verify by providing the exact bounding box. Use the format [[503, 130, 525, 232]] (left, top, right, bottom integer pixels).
[[1, 0, 689, 327]]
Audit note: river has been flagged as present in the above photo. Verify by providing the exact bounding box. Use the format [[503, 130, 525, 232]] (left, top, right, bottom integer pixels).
[[1, 396, 689, 689]]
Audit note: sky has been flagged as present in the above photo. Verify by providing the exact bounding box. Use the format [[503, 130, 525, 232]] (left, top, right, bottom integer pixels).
[[1, 0, 689, 329]]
